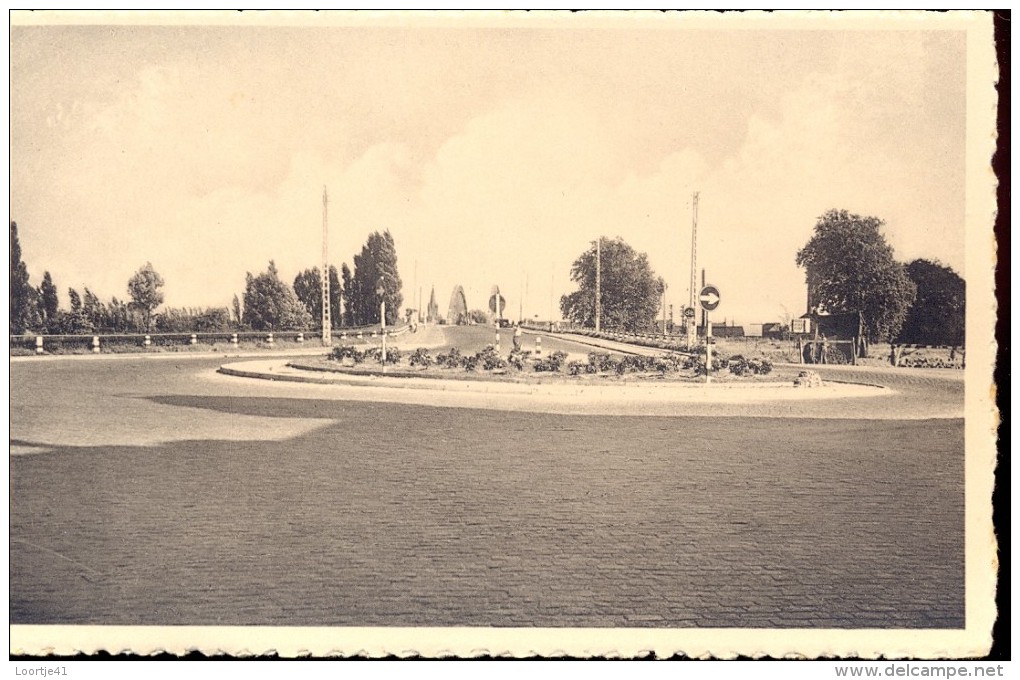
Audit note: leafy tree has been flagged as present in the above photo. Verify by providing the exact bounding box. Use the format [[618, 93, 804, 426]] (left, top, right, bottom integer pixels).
[[560, 236, 664, 332], [340, 263, 355, 326], [59, 288, 94, 334], [68, 288, 82, 313], [155, 307, 232, 333], [193, 307, 232, 332], [10, 221, 39, 333], [37, 271, 59, 333], [468, 309, 490, 324], [242, 261, 313, 331], [897, 259, 966, 346], [231, 294, 243, 327], [293, 269, 319, 323], [127, 262, 165, 332], [293, 265, 342, 329], [82, 287, 106, 330], [105, 296, 139, 333], [796, 210, 916, 343], [426, 286, 439, 323], [350, 231, 403, 325]]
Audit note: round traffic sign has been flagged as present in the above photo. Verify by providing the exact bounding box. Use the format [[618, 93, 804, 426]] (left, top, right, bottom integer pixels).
[[683, 307, 696, 319], [699, 284, 721, 311]]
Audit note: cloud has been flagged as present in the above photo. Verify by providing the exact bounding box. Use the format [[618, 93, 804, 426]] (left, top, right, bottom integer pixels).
[[10, 25, 967, 328]]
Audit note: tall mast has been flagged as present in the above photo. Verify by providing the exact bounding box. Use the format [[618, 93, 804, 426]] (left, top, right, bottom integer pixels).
[[595, 236, 602, 332], [321, 186, 332, 346], [687, 192, 699, 349]]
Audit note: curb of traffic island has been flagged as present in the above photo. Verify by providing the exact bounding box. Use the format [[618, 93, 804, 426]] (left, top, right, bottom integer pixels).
[[218, 360, 568, 394], [218, 359, 885, 396], [217, 363, 341, 385], [216, 359, 902, 410]]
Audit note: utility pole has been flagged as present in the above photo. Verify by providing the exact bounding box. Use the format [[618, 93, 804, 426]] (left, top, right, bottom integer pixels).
[[701, 268, 707, 338], [321, 186, 331, 346], [661, 280, 667, 335], [549, 271, 554, 332], [519, 270, 524, 323], [595, 236, 602, 332], [687, 192, 699, 350]]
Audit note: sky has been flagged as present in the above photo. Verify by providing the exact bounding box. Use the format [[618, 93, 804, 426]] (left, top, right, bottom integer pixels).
[[10, 13, 973, 326]]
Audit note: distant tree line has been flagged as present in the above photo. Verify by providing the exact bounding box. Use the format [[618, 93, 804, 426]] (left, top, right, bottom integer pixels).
[[249, 229, 403, 331], [9, 221, 405, 335]]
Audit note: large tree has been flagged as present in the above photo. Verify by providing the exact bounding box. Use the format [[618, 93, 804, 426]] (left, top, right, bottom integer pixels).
[[59, 287, 95, 334], [127, 262, 165, 332], [796, 210, 916, 343], [560, 236, 663, 332], [82, 287, 105, 330], [10, 221, 38, 334], [231, 294, 243, 327], [350, 230, 403, 325], [293, 265, 342, 329], [897, 259, 966, 347], [426, 286, 439, 323], [340, 263, 355, 327], [242, 261, 312, 331], [37, 271, 59, 333]]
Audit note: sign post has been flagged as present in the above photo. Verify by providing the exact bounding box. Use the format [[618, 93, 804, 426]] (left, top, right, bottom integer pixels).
[[699, 285, 721, 384], [377, 279, 387, 369], [706, 315, 713, 383]]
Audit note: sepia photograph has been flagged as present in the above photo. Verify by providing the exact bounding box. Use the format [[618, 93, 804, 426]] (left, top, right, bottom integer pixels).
[[8, 10, 1000, 661]]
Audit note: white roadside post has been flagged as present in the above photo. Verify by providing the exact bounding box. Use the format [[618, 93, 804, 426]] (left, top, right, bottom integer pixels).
[[92, 335, 100, 354], [35, 336, 44, 354]]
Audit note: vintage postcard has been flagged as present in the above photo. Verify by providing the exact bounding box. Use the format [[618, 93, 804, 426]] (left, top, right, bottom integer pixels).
[[8, 10, 1000, 659]]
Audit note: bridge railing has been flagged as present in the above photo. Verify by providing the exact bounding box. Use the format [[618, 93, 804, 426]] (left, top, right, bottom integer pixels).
[[10, 323, 411, 354]]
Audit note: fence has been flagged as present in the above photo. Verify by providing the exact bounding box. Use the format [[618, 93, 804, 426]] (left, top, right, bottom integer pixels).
[[797, 338, 859, 365], [10, 323, 411, 355], [889, 344, 965, 369]]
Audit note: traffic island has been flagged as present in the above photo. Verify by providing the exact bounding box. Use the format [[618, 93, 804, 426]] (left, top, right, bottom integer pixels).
[[215, 358, 891, 411]]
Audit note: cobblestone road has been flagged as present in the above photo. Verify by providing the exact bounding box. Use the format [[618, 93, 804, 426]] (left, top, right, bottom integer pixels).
[[10, 355, 964, 628]]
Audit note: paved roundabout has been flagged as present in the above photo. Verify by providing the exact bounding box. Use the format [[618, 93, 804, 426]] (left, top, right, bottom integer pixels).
[[10, 327, 966, 630]]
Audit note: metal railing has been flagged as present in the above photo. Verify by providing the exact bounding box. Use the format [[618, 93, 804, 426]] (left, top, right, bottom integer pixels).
[[10, 323, 411, 354]]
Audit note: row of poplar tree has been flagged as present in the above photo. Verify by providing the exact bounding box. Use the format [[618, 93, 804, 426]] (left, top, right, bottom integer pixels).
[[9, 222, 404, 335]]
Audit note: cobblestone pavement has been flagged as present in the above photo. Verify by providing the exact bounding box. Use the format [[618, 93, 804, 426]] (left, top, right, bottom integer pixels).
[[10, 355, 964, 628]]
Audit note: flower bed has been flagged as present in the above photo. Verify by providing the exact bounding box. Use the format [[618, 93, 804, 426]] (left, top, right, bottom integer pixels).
[[311, 344, 792, 384]]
